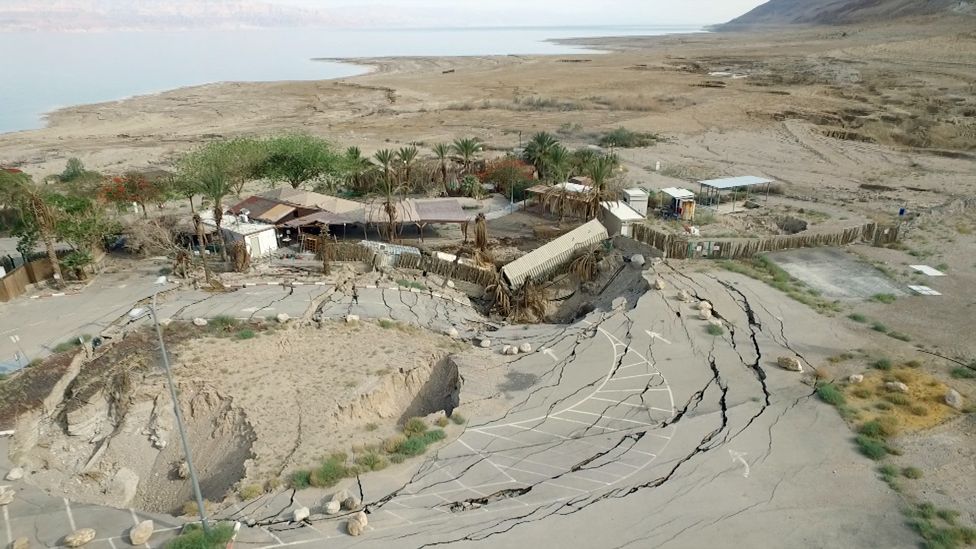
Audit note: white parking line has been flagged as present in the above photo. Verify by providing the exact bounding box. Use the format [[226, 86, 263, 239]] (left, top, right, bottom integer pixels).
[[3, 506, 12, 547], [561, 409, 652, 427], [547, 416, 621, 432], [617, 362, 650, 371], [597, 388, 670, 393], [262, 526, 285, 546], [590, 397, 646, 409], [497, 463, 609, 486], [63, 497, 77, 531], [610, 373, 659, 381], [458, 439, 518, 484]]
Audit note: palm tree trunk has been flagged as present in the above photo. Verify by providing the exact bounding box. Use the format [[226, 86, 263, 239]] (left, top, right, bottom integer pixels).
[[187, 196, 195, 213], [441, 163, 449, 195], [193, 215, 213, 285], [42, 231, 64, 288]]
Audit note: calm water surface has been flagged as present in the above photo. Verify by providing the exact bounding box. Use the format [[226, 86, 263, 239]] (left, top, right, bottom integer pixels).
[[0, 25, 701, 133]]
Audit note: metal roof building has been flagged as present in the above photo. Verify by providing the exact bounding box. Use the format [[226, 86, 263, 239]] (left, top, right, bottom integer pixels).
[[501, 219, 608, 289], [698, 176, 775, 210]]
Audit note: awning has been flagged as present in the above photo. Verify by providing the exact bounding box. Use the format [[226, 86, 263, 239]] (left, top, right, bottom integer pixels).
[[699, 176, 773, 190]]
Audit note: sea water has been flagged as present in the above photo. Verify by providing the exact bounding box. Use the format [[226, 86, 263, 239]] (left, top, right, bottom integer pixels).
[[0, 25, 700, 134]]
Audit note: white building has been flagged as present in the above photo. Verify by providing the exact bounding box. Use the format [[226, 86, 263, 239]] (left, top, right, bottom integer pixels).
[[621, 188, 649, 217], [201, 212, 279, 258], [600, 201, 645, 238]]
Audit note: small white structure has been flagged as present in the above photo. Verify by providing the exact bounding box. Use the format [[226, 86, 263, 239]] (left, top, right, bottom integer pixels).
[[201, 212, 279, 258], [621, 188, 649, 217], [660, 187, 697, 221], [600, 201, 645, 238]]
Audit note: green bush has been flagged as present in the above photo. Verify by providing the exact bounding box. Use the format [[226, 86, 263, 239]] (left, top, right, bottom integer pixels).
[[885, 393, 911, 406], [397, 279, 425, 291], [855, 435, 888, 460], [878, 464, 899, 478], [705, 324, 725, 336], [888, 332, 911, 342], [378, 319, 396, 329], [397, 436, 429, 456], [950, 367, 976, 379], [872, 358, 893, 370], [450, 413, 466, 425], [235, 329, 256, 340], [210, 315, 238, 332], [164, 523, 235, 549], [389, 454, 406, 464], [598, 127, 659, 148], [309, 456, 350, 488], [289, 470, 311, 489], [421, 429, 446, 445], [871, 293, 897, 304], [902, 466, 923, 479], [364, 422, 378, 431], [858, 420, 890, 439], [816, 383, 846, 406], [355, 452, 388, 472], [871, 322, 889, 333], [403, 417, 428, 437], [848, 313, 868, 323], [435, 416, 449, 428], [875, 401, 893, 411], [239, 483, 264, 501]]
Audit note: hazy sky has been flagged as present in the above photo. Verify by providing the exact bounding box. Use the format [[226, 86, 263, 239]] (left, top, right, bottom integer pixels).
[[275, 0, 769, 26]]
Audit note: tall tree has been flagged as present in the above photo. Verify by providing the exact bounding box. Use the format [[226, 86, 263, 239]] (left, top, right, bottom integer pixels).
[[258, 134, 345, 190], [396, 146, 419, 186], [373, 149, 400, 242], [584, 155, 619, 218], [452, 137, 483, 175], [101, 172, 166, 218], [0, 169, 66, 287], [195, 165, 233, 262], [432, 143, 453, 195], [191, 138, 267, 196], [343, 147, 376, 195], [546, 145, 571, 183], [522, 132, 560, 181]]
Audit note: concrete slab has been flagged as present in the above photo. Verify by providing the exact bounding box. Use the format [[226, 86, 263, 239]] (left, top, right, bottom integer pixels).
[[767, 247, 906, 300]]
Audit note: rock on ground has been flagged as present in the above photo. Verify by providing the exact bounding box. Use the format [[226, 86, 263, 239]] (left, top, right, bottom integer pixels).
[[447, 327, 460, 339], [176, 461, 189, 479], [276, 313, 290, 323], [0, 489, 14, 506], [777, 356, 803, 372], [192, 318, 207, 327], [342, 496, 361, 511], [708, 318, 724, 327], [653, 278, 666, 290], [347, 519, 364, 536], [324, 500, 341, 514], [128, 520, 154, 545], [885, 382, 909, 393], [501, 345, 512, 355], [64, 529, 96, 547], [331, 489, 349, 503], [699, 309, 713, 320], [293, 506, 310, 522], [849, 374, 864, 384], [698, 301, 713, 310], [345, 314, 360, 323], [519, 343, 532, 353], [109, 467, 139, 507], [5, 467, 24, 481], [12, 537, 29, 549], [352, 511, 368, 528], [676, 289, 690, 302], [630, 254, 645, 267], [479, 338, 491, 348], [945, 389, 964, 410]]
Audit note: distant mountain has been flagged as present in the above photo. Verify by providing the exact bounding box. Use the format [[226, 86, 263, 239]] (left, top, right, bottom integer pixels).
[[0, 0, 348, 31], [723, 0, 975, 27]]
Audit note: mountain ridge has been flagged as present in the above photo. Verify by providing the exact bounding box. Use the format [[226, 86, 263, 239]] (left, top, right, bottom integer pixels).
[[722, 0, 975, 28]]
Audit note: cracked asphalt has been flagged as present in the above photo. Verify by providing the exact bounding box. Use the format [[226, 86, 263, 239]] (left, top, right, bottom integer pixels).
[[0, 266, 916, 547]]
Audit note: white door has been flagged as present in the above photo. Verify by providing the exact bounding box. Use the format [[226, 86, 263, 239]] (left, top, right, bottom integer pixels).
[[248, 236, 261, 258]]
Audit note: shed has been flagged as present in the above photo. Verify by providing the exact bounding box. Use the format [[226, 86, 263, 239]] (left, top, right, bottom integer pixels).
[[698, 176, 774, 211], [202, 212, 278, 258], [621, 188, 649, 217], [600, 201, 645, 237], [501, 219, 608, 289], [660, 187, 697, 221]]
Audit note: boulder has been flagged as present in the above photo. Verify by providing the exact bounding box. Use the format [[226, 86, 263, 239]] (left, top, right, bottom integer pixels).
[[128, 520, 154, 545], [12, 537, 29, 549], [192, 318, 207, 327], [708, 318, 724, 327], [885, 382, 909, 393], [324, 500, 341, 515], [342, 496, 361, 511], [347, 519, 364, 536], [331, 489, 349, 503], [293, 506, 310, 522], [848, 374, 864, 384], [509, 346, 520, 356], [501, 345, 513, 355], [698, 301, 713, 311], [676, 290, 690, 302], [447, 280, 456, 289], [479, 338, 491, 349], [519, 343, 532, 353], [630, 254, 645, 268], [945, 389, 964, 410], [353, 511, 368, 527], [345, 314, 360, 323], [447, 327, 460, 339], [176, 461, 189, 480], [158, 318, 173, 327], [653, 278, 666, 290], [777, 356, 803, 372], [64, 529, 96, 548], [5, 467, 24, 481], [611, 297, 628, 310], [0, 489, 13, 506], [699, 309, 712, 321], [276, 313, 290, 323]]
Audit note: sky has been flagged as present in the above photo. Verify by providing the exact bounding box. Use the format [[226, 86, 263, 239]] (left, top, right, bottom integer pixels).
[[274, 0, 769, 26]]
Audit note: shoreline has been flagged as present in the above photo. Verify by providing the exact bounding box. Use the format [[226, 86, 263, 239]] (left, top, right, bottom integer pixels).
[[4, 27, 702, 137]]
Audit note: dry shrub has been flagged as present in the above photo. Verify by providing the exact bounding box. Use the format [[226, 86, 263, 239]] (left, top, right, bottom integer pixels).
[[383, 435, 407, 454]]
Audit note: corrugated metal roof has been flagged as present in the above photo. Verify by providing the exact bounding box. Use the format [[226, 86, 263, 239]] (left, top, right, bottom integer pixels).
[[699, 176, 773, 190], [260, 204, 297, 223], [601, 201, 645, 222], [259, 187, 364, 214], [660, 187, 695, 199], [413, 199, 471, 223], [282, 210, 363, 228], [501, 219, 608, 288]]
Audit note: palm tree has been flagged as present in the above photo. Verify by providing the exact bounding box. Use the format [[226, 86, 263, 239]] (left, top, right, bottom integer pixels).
[[344, 147, 376, 194], [547, 145, 571, 183], [522, 132, 560, 181], [584, 155, 618, 218], [474, 212, 488, 252], [396, 146, 419, 187], [452, 137, 482, 175], [373, 149, 400, 242], [194, 166, 233, 262], [432, 143, 453, 195], [0, 169, 65, 288], [192, 213, 213, 285]]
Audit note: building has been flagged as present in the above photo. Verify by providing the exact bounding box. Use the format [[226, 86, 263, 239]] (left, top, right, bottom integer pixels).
[[621, 188, 649, 217], [600, 201, 645, 237], [660, 187, 697, 221], [201, 212, 279, 258], [698, 176, 774, 211], [501, 219, 609, 289]]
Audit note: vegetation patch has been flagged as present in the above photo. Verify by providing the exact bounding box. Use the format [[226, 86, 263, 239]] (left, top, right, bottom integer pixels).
[[397, 279, 425, 291], [871, 293, 898, 304], [842, 368, 956, 432], [816, 382, 846, 406], [164, 522, 236, 549], [597, 127, 661, 148], [705, 324, 725, 336], [719, 256, 842, 314], [848, 313, 868, 323], [872, 358, 893, 371], [855, 434, 889, 460], [906, 503, 976, 549], [949, 367, 975, 379]]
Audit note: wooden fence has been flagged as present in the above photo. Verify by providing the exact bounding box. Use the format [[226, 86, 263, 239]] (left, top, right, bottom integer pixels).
[[330, 242, 379, 264], [632, 222, 901, 260], [0, 257, 56, 302], [396, 253, 498, 287]]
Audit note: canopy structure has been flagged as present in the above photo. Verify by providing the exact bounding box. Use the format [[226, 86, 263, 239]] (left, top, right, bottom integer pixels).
[[501, 219, 608, 289], [698, 176, 775, 210]]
